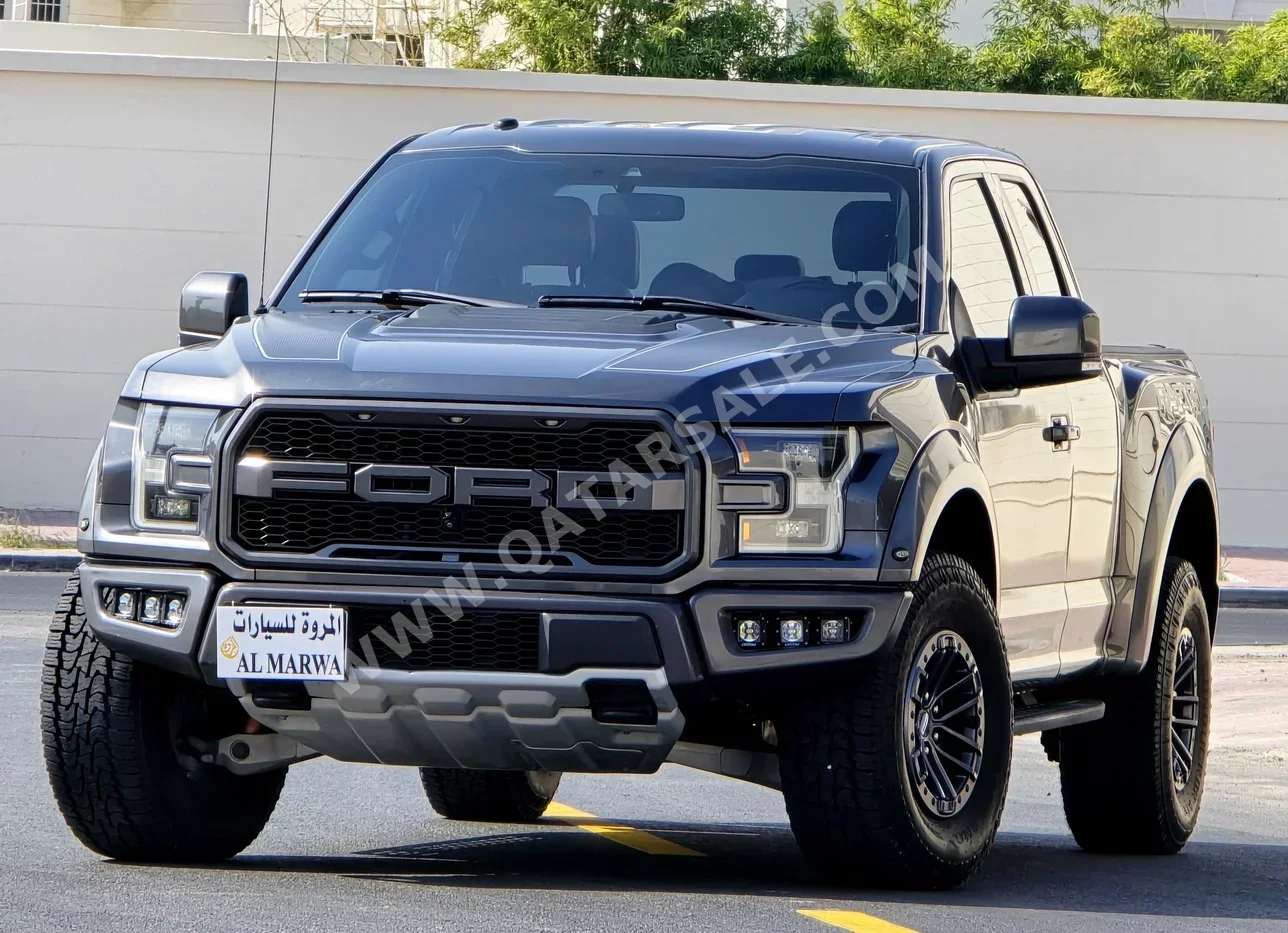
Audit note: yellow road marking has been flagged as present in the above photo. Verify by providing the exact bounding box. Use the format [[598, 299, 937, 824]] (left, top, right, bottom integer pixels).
[[544, 802, 704, 857], [799, 909, 921, 933]]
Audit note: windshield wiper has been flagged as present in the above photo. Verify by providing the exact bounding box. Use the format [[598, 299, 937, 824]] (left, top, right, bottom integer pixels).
[[536, 294, 803, 325], [298, 288, 519, 309]]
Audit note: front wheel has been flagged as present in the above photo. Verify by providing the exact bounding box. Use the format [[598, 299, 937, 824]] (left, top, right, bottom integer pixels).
[[1058, 557, 1212, 853], [777, 553, 1013, 890], [41, 574, 286, 862]]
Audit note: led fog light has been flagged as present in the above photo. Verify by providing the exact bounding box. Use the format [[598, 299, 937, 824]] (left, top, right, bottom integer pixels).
[[115, 591, 136, 620], [779, 618, 805, 647], [820, 618, 848, 644], [141, 596, 162, 623], [736, 618, 763, 647], [165, 598, 185, 627]]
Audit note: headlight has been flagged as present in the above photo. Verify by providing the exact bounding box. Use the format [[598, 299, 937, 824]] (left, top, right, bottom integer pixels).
[[726, 427, 858, 554], [132, 404, 218, 532]]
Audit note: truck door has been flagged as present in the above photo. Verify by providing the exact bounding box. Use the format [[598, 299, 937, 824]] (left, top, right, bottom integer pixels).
[[947, 172, 1072, 683], [993, 171, 1120, 676]]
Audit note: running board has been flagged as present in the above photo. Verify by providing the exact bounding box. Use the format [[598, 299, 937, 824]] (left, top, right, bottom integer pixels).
[[1012, 699, 1106, 735]]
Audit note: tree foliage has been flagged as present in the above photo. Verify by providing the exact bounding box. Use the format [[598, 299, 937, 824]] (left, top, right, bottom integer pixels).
[[425, 0, 1288, 104]]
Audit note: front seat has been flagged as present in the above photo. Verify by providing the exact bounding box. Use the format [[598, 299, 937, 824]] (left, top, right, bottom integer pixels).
[[449, 195, 594, 302], [584, 214, 639, 296], [832, 199, 896, 283], [831, 198, 899, 323]]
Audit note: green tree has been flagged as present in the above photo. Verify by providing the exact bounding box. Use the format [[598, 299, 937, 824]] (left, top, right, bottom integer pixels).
[[1079, 8, 1175, 97], [1225, 9, 1288, 103], [1168, 28, 1231, 100], [843, 0, 979, 90], [765, 4, 860, 85], [596, 0, 793, 80], [974, 0, 1105, 95]]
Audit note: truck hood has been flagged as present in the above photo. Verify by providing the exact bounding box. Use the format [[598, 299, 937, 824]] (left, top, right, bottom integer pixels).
[[139, 306, 919, 424]]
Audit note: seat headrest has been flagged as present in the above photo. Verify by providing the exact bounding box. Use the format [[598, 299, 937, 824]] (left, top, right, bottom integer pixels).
[[734, 254, 804, 282], [832, 199, 897, 274], [591, 214, 640, 289], [510, 196, 593, 269]]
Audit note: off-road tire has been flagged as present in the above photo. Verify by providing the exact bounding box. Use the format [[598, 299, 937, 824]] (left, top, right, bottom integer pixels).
[[420, 768, 561, 822], [777, 552, 1013, 890], [1058, 557, 1212, 854], [41, 573, 287, 862]]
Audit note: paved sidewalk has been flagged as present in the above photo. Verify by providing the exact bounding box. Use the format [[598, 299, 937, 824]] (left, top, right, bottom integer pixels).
[[1223, 547, 1288, 588]]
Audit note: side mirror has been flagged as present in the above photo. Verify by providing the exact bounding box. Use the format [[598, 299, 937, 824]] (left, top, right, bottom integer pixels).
[[179, 272, 249, 346], [960, 295, 1101, 392], [1010, 295, 1101, 367]]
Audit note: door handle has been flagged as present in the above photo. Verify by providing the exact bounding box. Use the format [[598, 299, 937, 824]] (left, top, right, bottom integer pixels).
[[1043, 415, 1081, 449]]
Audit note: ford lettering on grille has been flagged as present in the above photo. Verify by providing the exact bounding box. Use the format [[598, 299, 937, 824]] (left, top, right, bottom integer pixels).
[[234, 458, 685, 511]]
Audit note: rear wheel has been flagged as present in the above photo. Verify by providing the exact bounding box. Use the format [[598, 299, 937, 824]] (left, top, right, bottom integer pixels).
[[41, 573, 286, 862], [420, 768, 561, 822], [777, 553, 1012, 889], [1058, 557, 1212, 853]]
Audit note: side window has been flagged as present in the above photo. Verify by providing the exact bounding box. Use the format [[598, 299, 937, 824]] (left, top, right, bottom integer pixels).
[[1000, 180, 1064, 297], [949, 178, 1019, 339]]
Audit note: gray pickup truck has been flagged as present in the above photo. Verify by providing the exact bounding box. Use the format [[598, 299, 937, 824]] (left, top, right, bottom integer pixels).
[[42, 121, 1218, 890]]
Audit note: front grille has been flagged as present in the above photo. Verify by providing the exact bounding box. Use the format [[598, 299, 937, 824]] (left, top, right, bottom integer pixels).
[[236, 500, 683, 564], [226, 408, 690, 571], [244, 416, 661, 473], [348, 606, 539, 672]]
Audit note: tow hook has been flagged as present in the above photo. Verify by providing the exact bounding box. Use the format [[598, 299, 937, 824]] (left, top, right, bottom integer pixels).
[[187, 733, 318, 775]]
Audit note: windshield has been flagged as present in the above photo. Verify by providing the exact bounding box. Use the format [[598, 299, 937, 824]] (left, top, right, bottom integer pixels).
[[277, 149, 922, 328]]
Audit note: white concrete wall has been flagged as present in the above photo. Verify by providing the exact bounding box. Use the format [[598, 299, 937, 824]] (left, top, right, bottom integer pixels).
[[0, 48, 1285, 545]]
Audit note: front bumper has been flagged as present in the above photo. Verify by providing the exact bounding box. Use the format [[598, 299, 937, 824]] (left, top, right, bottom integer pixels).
[[233, 666, 683, 772], [79, 559, 912, 771]]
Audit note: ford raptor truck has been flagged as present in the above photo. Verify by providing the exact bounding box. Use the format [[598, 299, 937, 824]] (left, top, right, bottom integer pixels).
[[41, 121, 1219, 890]]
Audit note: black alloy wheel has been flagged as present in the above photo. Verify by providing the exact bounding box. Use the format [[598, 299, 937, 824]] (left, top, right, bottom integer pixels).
[[904, 630, 986, 819], [1170, 627, 1201, 791]]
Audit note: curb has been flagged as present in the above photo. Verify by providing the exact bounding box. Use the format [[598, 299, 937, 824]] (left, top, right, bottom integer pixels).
[[1219, 586, 1288, 609], [0, 550, 81, 573]]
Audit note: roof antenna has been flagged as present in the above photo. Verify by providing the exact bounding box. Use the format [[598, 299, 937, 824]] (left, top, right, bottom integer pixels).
[[255, 0, 286, 314]]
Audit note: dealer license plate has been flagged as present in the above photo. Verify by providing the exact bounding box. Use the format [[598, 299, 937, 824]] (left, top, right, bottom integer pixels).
[[216, 606, 348, 681]]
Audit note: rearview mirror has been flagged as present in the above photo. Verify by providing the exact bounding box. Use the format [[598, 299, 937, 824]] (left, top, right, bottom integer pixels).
[[960, 295, 1101, 392], [179, 272, 249, 346], [597, 192, 685, 222]]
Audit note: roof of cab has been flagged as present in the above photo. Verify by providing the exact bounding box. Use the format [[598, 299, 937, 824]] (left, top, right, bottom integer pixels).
[[402, 119, 1019, 167]]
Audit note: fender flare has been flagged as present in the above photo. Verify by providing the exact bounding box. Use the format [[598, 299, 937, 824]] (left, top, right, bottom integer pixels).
[[1106, 419, 1217, 673], [76, 440, 104, 557], [879, 428, 999, 595]]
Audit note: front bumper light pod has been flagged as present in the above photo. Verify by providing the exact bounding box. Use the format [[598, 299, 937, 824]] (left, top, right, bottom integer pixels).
[[131, 404, 218, 532], [727, 427, 858, 555]]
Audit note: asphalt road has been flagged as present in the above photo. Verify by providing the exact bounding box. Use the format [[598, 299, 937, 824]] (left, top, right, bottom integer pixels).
[[2, 572, 1285, 933]]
